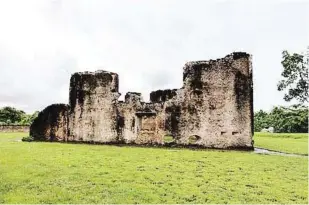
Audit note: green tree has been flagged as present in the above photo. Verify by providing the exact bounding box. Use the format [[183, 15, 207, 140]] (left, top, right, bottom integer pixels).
[[255, 105, 308, 133], [0, 107, 25, 124], [0, 107, 39, 125], [20, 111, 39, 125], [269, 105, 308, 133], [20, 114, 31, 125], [29, 111, 39, 125], [277, 49, 308, 103], [254, 110, 270, 132]]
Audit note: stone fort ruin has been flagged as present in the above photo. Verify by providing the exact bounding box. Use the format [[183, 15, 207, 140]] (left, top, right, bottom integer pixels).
[[30, 52, 254, 149]]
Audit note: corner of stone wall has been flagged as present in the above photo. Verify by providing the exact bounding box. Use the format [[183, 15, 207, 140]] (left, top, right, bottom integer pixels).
[[149, 89, 178, 103]]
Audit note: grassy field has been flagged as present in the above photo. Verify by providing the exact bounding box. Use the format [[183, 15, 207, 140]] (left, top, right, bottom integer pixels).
[[0, 132, 308, 204], [254, 132, 308, 155]]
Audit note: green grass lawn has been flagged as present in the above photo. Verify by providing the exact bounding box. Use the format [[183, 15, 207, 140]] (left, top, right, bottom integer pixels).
[[0, 132, 308, 204], [254, 132, 308, 155]]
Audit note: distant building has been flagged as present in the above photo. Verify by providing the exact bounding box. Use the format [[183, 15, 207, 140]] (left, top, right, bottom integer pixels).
[[261, 127, 274, 133]]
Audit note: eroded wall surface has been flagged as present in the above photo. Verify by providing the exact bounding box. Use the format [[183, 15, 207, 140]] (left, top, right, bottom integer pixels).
[[30, 104, 68, 141], [68, 71, 120, 142], [30, 52, 253, 149], [176, 52, 253, 148]]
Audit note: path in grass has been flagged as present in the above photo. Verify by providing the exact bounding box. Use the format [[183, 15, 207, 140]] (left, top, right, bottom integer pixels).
[[0, 132, 307, 204], [254, 132, 308, 155]]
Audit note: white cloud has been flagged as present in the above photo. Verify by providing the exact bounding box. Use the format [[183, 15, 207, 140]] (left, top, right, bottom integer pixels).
[[0, 0, 308, 113]]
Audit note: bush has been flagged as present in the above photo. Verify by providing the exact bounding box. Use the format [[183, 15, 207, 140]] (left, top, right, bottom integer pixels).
[[21, 136, 34, 142]]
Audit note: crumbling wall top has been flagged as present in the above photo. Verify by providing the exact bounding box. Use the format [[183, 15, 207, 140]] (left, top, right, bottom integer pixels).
[[70, 70, 119, 89], [150, 89, 178, 103], [125, 92, 143, 104], [183, 52, 251, 87], [184, 52, 250, 68], [69, 70, 119, 112]]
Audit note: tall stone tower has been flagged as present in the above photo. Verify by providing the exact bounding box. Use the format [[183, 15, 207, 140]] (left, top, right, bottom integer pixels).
[[175, 52, 253, 148], [68, 70, 120, 142]]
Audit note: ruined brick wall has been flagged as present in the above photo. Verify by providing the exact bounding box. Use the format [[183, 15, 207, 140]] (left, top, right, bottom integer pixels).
[[30, 104, 68, 141], [30, 52, 253, 149]]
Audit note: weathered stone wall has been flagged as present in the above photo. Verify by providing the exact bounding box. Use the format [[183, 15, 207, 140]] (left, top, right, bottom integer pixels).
[[117, 93, 165, 144], [68, 70, 120, 142], [117, 92, 142, 143], [30, 52, 253, 149], [175, 52, 253, 148], [30, 104, 68, 141], [150, 89, 177, 103], [0, 125, 29, 133]]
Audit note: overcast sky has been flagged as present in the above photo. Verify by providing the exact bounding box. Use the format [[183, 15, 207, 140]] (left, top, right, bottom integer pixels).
[[0, 0, 308, 113]]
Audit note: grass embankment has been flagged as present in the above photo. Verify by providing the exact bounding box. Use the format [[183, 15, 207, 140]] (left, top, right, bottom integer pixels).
[[0, 132, 307, 204], [254, 132, 308, 155]]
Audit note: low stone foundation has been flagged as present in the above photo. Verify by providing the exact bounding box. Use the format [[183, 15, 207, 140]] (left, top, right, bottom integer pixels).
[[0, 125, 29, 133]]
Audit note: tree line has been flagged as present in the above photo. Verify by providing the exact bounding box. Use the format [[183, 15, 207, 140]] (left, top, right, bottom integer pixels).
[[0, 107, 39, 126], [254, 105, 308, 133]]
